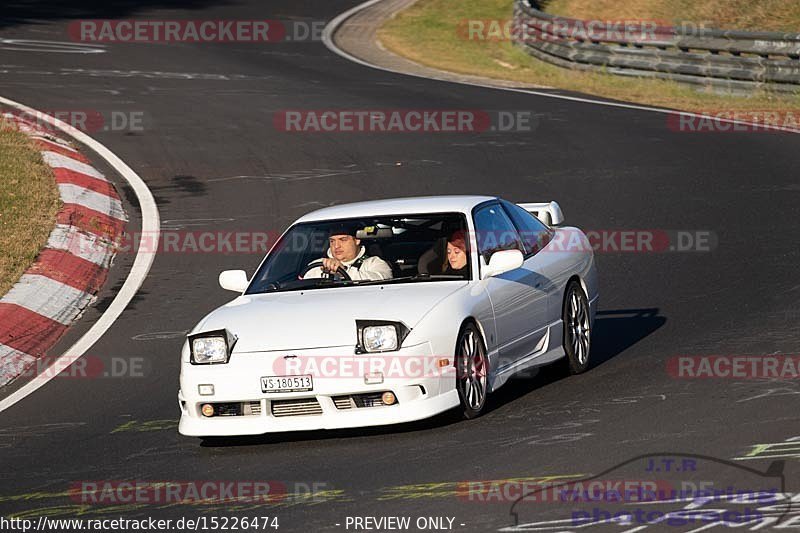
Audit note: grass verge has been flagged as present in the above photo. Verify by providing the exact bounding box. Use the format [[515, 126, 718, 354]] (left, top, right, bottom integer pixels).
[[0, 120, 60, 297], [378, 0, 800, 113], [543, 0, 800, 33]]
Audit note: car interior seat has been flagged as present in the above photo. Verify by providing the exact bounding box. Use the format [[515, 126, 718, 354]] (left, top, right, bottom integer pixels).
[[366, 242, 402, 278], [417, 237, 448, 275]]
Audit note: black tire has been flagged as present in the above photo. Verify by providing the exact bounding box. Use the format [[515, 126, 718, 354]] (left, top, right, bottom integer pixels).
[[561, 280, 592, 375], [455, 322, 489, 419]]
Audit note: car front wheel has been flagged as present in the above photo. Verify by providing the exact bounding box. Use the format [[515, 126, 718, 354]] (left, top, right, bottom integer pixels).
[[455, 323, 489, 419]]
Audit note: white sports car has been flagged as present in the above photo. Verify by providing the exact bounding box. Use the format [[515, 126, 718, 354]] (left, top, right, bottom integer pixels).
[[178, 196, 598, 437]]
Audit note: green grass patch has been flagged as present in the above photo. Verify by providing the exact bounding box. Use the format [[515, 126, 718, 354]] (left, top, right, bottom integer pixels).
[[378, 0, 800, 113], [0, 121, 60, 297], [543, 0, 800, 33]]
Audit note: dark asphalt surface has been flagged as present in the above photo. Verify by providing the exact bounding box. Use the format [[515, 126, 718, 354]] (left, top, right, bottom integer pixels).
[[0, 1, 798, 531]]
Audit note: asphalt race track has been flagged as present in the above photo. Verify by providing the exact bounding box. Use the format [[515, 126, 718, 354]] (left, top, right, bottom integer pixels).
[[0, 1, 798, 531]]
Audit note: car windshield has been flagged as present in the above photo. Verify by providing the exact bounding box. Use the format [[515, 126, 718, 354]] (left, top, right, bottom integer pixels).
[[246, 212, 470, 294]]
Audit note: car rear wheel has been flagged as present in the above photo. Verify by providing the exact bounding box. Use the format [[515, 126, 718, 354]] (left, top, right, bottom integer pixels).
[[455, 323, 488, 419], [561, 280, 591, 374]]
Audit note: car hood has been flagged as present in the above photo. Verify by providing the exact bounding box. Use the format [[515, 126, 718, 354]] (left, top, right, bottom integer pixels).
[[193, 282, 468, 352]]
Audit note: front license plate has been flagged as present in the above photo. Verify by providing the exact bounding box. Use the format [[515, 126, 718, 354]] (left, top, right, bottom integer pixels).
[[260, 374, 313, 393]]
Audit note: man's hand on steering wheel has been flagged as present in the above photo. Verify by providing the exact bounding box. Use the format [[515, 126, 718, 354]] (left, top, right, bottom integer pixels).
[[321, 258, 344, 274], [298, 259, 352, 281]]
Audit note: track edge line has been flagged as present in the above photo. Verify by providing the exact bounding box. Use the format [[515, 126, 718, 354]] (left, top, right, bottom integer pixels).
[[0, 95, 161, 413]]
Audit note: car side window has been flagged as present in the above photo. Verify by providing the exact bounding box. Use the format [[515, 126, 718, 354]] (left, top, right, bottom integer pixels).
[[472, 203, 524, 263], [501, 201, 553, 256]]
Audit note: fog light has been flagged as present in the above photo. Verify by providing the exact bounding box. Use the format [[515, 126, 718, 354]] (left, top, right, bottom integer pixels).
[[382, 392, 396, 405], [198, 384, 215, 396], [201, 404, 215, 417]]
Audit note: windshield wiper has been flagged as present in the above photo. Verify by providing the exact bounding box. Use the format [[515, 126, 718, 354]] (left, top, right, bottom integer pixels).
[[352, 274, 466, 286], [410, 274, 465, 280], [258, 277, 339, 293]]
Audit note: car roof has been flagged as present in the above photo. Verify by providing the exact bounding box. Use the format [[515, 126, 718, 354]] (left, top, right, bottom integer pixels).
[[296, 195, 498, 223]]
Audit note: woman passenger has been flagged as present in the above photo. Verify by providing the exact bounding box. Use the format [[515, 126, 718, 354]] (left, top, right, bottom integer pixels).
[[444, 230, 470, 278]]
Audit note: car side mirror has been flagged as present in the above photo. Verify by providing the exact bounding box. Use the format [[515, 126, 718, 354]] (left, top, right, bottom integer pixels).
[[219, 270, 248, 292], [482, 249, 524, 278]]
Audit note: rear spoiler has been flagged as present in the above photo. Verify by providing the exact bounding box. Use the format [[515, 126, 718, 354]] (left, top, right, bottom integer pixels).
[[518, 201, 564, 226]]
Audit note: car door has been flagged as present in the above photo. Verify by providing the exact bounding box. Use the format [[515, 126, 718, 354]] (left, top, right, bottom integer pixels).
[[501, 200, 562, 329], [473, 202, 549, 371]]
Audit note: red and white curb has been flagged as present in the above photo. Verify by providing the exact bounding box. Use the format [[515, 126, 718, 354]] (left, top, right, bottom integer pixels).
[[0, 113, 127, 387]]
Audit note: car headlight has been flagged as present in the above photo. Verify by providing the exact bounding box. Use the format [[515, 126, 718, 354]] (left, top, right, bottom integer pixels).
[[356, 321, 410, 353], [188, 329, 237, 364]]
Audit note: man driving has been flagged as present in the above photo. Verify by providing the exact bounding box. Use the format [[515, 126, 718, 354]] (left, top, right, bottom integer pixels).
[[303, 222, 393, 281]]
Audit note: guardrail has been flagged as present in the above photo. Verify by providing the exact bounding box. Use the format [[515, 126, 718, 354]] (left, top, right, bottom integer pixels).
[[513, 0, 800, 92]]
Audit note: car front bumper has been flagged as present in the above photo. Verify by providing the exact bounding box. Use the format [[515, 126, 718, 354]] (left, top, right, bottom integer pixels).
[[178, 342, 460, 436]]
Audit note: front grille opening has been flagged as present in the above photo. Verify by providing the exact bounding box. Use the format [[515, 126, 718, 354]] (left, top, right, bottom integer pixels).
[[333, 396, 355, 410], [271, 398, 322, 417], [332, 392, 398, 409], [215, 403, 241, 417], [354, 392, 385, 408], [244, 401, 262, 416]]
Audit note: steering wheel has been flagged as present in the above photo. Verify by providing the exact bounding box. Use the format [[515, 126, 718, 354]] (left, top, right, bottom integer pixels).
[[298, 260, 352, 281]]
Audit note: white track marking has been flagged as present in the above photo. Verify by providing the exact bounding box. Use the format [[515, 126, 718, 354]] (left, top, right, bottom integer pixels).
[[46, 224, 115, 267], [42, 150, 106, 179], [0, 39, 106, 54], [1, 275, 95, 325], [58, 183, 126, 219], [321, 0, 800, 135], [0, 95, 160, 414], [0, 345, 36, 388]]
